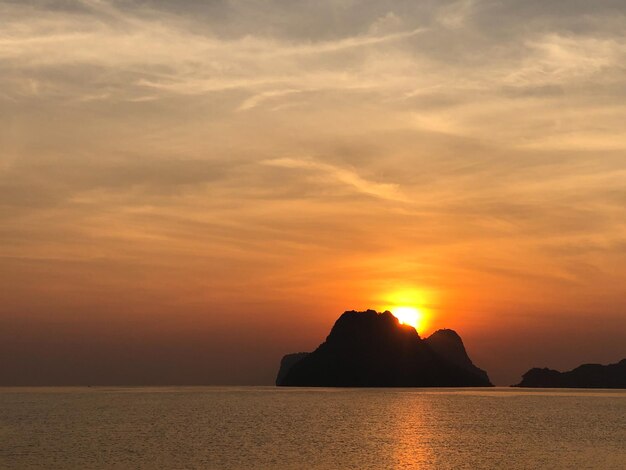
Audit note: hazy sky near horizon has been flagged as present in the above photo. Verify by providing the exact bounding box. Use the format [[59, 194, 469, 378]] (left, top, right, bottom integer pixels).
[[1, 0, 625, 385]]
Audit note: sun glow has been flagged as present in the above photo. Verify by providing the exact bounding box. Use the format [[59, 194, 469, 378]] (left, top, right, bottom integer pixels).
[[391, 306, 425, 331], [382, 288, 434, 334]]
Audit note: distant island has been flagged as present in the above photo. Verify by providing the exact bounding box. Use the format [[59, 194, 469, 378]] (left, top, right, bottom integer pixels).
[[515, 359, 626, 388], [276, 310, 492, 387]]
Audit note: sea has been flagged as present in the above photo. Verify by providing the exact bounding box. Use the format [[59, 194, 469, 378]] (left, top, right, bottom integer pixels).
[[1, 387, 624, 469]]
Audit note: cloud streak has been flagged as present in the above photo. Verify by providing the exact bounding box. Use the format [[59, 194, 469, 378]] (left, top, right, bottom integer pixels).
[[263, 158, 406, 202]]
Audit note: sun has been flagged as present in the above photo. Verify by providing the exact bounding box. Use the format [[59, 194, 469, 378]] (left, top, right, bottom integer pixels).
[[391, 306, 425, 331], [381, 288, 434, 334]]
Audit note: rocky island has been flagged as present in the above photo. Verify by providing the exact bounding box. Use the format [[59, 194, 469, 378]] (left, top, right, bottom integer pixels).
[[276, 310, 492, 387], [515, 358, 626, 388]]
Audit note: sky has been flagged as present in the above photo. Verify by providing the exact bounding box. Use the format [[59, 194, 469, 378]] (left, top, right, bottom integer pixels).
[[1, 0, 625, 386]]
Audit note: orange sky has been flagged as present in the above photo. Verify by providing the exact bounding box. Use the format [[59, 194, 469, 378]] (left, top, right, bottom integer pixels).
[[1, 0, 625, 385]]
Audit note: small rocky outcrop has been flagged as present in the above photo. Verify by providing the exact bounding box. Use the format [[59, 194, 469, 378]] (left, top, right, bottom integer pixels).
[[515, 359, 626, 388], [276, 310, 492, 387]]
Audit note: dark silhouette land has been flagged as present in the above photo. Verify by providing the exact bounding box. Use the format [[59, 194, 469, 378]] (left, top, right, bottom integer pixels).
[[276, 310, 492, 387], [275, 352, 310, 385], [515, 358, 626, 388]]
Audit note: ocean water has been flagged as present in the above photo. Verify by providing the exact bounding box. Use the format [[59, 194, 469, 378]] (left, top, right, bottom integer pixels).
[[0, 387, 624, 469]]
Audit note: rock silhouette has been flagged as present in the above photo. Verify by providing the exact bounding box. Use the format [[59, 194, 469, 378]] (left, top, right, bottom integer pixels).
[[515, 359, 626, 388], [425, 329, 491, 384], [276, 310, 492, 387], [276, 352, 309, 386]]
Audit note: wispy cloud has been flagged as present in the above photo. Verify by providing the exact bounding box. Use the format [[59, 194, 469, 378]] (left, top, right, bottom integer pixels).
[[263, 158, 405, 202]]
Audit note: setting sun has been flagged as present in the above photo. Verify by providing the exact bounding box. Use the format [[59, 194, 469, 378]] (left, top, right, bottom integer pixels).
[[381, 288, 433, 334], [391, 306, 426, 332]]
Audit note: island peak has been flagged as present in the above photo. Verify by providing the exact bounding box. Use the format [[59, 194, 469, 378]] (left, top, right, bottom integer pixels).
[[276, 310, 492, 387], [515, 358, 626, 388]]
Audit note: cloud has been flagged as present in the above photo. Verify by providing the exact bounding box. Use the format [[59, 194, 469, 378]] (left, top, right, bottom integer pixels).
[[1, 0, 626, 378], [236, 89, 302, 111], [437, 0, 475, 29], [504, 34, 626, 88], [262, 158, 405, 202]]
